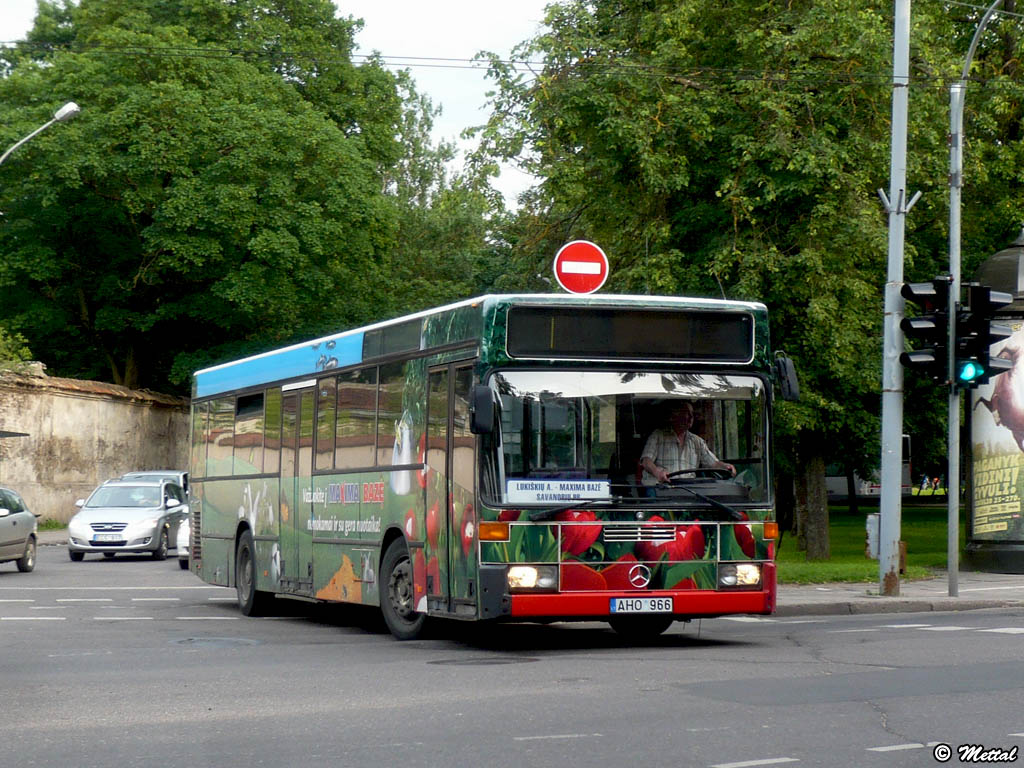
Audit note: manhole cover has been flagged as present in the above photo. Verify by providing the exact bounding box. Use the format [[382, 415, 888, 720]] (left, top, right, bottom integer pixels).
[[172, 637, 262, 648], [428, 657, 538, 666]]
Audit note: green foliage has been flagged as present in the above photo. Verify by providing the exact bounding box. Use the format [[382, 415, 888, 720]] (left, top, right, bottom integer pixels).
[[475, 0, 1024, 486], [0, 0, 497, 393], [0, 327, 33, 372]]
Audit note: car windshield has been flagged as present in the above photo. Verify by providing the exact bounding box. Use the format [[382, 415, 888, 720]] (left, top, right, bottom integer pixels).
[[87, 485, 161, 508], [481, 370, 768, 508]]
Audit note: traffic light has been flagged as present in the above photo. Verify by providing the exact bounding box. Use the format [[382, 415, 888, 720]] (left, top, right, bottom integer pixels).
[[900, 276, 952, 383], [954, 283, 1013, 388]]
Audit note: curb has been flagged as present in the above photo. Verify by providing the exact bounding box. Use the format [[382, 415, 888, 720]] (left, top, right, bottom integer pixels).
[[776, 598, 1024, 617]]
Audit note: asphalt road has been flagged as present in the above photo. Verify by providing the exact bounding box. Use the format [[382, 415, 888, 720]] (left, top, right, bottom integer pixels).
[[2, 545, 1023, 768]]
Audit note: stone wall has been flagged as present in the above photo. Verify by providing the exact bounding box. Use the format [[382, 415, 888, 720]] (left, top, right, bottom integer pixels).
[[0, 369, 189, 523]]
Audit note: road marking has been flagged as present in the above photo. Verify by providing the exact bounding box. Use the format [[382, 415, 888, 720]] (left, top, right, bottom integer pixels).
[[918, 626, 970, 631], [879, 623, 931, 628], [131, 597, 180, 602], [866, 743, 924, 752], [176, 616, 240, 620], [710, 758, 799, 768], [93, 616, 153, 621], [828, 628, 879, 633], [720, 616, 777, 623], [0, 616, 65, 621], [978, 628, 1024, 634], [57, 598, 113, 602], [514, 733, 603, 741], [207, 597, 237, 602], [0, 599, 33, 603]]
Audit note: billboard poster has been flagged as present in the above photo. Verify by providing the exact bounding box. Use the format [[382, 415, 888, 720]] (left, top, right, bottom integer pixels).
[[971, 318, 1024, 542]]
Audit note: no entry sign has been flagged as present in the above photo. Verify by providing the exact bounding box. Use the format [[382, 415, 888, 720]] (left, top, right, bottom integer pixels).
[[552, 240, 609, 294]]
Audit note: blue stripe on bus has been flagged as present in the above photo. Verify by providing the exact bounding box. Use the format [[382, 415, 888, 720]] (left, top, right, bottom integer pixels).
[[194, 331, 365, 398]]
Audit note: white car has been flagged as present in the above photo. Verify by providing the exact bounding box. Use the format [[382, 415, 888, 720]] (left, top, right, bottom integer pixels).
[[68, 479, 188, 561], [176, 516, 190, 570]]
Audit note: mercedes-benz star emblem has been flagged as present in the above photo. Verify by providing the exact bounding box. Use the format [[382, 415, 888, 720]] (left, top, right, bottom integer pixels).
[[628, 563, 652, 588]]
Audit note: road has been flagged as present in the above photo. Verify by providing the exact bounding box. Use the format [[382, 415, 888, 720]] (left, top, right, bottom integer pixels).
[[2, 544, 1023, 768]]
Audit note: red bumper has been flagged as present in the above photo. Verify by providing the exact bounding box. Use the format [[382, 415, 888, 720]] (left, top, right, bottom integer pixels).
[[509, 562, 776, 618]]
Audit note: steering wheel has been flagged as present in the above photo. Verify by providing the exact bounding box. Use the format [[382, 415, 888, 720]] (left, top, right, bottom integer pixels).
[[664, 467, 733, 481]]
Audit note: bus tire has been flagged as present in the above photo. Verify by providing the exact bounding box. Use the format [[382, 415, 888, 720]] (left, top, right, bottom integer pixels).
[[608, 616, 674, 638], [236, 529, 272, 616], [380, 540, 426, 641]]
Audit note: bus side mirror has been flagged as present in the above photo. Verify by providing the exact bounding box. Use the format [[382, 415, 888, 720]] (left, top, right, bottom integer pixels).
[[470, 385, 495, 434], [775, 356, 800, 401]]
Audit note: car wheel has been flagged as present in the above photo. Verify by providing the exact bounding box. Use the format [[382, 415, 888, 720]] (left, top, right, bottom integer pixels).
[[151, 528, 168, 560], [103, 552, 116, 559], [235, 529, 271, 616], [69, 550, 84, 562], [178, 558, 189, 570], [16, 536, 36, 572], [380, 539, 427, 641], [607, 616, 674, 638]]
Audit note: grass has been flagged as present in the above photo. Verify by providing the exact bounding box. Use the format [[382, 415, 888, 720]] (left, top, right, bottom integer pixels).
[[38, 518, 67, 531], [776, 502, 963, 584]]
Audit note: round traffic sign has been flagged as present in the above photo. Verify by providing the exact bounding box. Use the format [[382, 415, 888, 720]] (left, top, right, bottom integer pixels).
[[552, 240, 609, 294]]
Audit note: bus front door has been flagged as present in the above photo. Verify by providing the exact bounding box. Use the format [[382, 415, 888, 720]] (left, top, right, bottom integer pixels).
[[426, 364, 477, 615]]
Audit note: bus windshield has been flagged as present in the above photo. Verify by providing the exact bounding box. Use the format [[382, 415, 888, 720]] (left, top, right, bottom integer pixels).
[[483, 370, 768, 508]]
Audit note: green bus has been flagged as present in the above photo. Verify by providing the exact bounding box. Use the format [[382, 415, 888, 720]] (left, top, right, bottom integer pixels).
[[188, 294, 798, 639]]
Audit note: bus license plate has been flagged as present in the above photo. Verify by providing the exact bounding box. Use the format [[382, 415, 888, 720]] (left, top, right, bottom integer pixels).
[[93, 534, 121, 542], [610, 597, 673, 614]]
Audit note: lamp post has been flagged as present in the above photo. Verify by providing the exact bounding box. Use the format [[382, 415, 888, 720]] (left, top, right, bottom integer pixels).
[[0, 101, 80, 167], [946, 0, 1003, 597]]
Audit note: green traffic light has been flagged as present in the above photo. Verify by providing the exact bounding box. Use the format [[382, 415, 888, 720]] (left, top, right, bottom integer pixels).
[[958, 360, 983, 382]]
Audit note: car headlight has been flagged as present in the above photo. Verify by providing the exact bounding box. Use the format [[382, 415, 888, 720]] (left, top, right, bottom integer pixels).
[[718, 563, 762, 588], [507, 565, 558, 591]]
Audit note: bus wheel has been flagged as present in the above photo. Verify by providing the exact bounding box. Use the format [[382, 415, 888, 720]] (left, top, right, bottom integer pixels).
[[608, 616, 674, 638], [380, 540, 426, 641], [236, 529, 272, 616]]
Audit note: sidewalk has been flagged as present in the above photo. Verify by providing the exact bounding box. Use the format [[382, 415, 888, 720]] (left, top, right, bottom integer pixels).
[[38, 527, 1024, 617]]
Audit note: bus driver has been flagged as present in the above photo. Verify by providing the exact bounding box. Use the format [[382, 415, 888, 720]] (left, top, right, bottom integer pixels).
[[640, 401, 736, 487]]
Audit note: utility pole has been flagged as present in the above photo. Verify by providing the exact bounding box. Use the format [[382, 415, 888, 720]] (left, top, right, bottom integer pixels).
[[878, 0, 919, 596]]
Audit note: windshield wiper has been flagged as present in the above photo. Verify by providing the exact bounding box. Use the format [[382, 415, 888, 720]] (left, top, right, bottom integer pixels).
[[665, 483, 744, 521], [527, 496, 623, 522]]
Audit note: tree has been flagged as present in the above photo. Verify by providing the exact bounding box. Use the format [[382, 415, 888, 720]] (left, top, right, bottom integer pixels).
[[0, 0, 496, 393], [476, 0, 1024, 557]]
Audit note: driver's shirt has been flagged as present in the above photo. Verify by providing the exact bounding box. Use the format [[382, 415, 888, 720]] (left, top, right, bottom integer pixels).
[[641, 428, 719, 486]]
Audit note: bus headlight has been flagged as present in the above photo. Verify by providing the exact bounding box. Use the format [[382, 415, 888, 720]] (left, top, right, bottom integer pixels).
[[719, 563, 762, 588], [507, 565, 558, 591]]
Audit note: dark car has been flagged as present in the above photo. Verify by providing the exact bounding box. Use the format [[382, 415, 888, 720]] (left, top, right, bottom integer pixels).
[[0, 486, 39, 572]]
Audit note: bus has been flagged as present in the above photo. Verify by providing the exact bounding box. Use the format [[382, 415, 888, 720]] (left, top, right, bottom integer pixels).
[[188, 294, 799, 639]]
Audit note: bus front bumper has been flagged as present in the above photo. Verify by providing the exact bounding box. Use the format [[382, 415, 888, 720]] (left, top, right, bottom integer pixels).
[[505, 563, 776, 619]]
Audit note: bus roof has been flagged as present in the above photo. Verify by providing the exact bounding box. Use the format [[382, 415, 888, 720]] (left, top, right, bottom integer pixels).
[[193, 293, 768, 399]]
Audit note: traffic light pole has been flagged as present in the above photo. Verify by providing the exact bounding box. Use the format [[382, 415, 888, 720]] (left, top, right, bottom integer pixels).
[[947, 0, 1003, 597], [878, 0, 915, 597]]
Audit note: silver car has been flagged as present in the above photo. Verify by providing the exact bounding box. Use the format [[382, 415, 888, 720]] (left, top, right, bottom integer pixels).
[[68, 479, 188, 561], [176, 515, 190, 570], [0, 486, 38, 572]]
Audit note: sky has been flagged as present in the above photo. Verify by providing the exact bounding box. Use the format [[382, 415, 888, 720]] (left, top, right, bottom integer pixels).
[[0, 0, 550, 203]]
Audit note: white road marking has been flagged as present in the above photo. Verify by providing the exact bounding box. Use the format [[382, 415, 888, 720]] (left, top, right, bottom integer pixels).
[[879, 623, 931, 628], [131, 597, 180, 602], [0, 598, 33, 603], [175, 616, 240, 620], [829, 628, 879, 633], [0, 616, 65, 621], [93, 616, 152, 621], [720, 616, 777, 623], [57, 598, 113, 602], [514, 733, 603, 741], [710, 758, 799, 768], [866, 743, 924, 752], [978, 627, 1024, 634], [918, 626, 970, 631]]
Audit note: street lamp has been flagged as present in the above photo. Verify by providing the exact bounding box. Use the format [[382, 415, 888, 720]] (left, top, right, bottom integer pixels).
[[946, 0, 1003, 598], [0, 101, 81, 167]]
